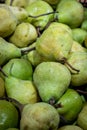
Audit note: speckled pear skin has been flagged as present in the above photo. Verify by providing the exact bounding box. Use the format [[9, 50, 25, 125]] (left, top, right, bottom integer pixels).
[[58, 125, 83, 130], [56, 0, 84, 28], [0, 4, 17, 38], [65, 52, 87, 86], [33, 62, 71, 102], [0, 37, 21, 66], [77, 103, 87, 130], [36, 22, 73, 61], [25, 0, 54, 30], [56, 89, 83, 122], [20, 102, 60, 130]]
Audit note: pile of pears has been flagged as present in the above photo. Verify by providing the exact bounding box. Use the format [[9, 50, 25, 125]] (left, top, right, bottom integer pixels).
[[1, 0, 87, 130]]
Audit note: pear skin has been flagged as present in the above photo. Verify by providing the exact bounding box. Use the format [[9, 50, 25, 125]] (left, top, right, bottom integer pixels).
[[58, 125, 83, 130]]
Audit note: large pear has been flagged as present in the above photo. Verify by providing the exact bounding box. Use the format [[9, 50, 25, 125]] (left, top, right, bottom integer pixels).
[[33, 62, 71, 102], [36, 22, 73, 61]]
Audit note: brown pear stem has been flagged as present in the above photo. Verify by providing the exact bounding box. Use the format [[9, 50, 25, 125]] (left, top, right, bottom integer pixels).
[[10, 0, 14, 5], [0, 97, 24, 113], [76, 89, 87, 95], [21, 47, 36, 55], [28, 11, 58, 18]]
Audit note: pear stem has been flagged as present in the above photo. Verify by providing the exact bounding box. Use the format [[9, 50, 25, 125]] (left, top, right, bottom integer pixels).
[[28, 11, 58, 18], [76, 89, 87, 95], [10, 0, 14, 5], [21, 47, 36, 55]]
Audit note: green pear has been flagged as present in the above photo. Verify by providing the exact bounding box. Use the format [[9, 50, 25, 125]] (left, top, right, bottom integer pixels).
[[25, 0, 54, 30], [20, 102, 60, 130], [70, 40, 87, 53], [77, 103, 87, 130], [56, 89, 83, 123], [5, 0, 28, 8], [33, 61, 71, 102], [0, 77, 5, 97], [0, 37, 21, 65], [83, 7, 87, 20], [65, 52, 87, 86], [58, 125, 83, 130], [5, 76, 38, 104], [84, 36, 87, 48], [0, 4, 17, 38], [0, 100, 19, 130], [81, 20, 87, 31], [6, 128, 19, 130], [36, 22, 73, 61], [9, 22, 37, 48], [1, 58, 33, 80], [56, 0, 84, 28], [72, 28, 87, 45], [8, 6, 28, 24]]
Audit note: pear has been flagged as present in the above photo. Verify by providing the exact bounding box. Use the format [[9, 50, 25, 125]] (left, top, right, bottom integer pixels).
[[56, 89, 83, 123], [5, 0, 28, 8], [56, 0, 84, 28], [6, 128, 19, 130], [33, 61, 71, 102], [72, 28, 87, 45], [0, 37, 21, 65], [0, 4, 17, 38], [65, 52, 87, 86], [5, 76, 38, 104], [8, 6, 28, 24], [0, 77, 5, 97], [9, 22, 37, 48], [70, 40, 87, 53], [36, 22, 73, 61], [20, 102, 60, 130], [84, 36, 87, 48], [81, 20, 87, 31], [77, 103, 87, 130], [25, 0, 54, 30], [1, 58, 33, 80], [58, 125, 83, 130]]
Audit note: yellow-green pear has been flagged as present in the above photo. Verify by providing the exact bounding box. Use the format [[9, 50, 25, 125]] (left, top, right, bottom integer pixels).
[[0, 77, 5, 97], [9, 22, 38, 48], [5, 76, 38, 104], [77, 103, 87, 130], [0, 4, 17, 38], [20, 102, 60, 130], [33, 61, 71, 102], [36, 22, 73, 61], [58, 125, 83, 130]]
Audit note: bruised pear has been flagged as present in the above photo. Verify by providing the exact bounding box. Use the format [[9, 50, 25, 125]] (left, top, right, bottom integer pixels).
[[77, 103, 87, 130], [0, 4, 17, 38], [1, 58, 33, 80], [36, 22, 73, 61], [65, 52, 87, 86], [56, 0, 84, 28], [25, 0, 54, 30], [58, 125, 83, 130], [33, 62, 71, 102], [20, 102, 60, 130], [9, 22, 37, 48], [56, 89, 83, 123]]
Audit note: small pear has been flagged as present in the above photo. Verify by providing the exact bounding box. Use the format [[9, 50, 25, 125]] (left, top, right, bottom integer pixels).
[[0, 4, 17, 38], [25, 0, 54, 30], [36, 22, 73, 61], [5, 76, 38, 104], [33, 61, 71, 102], [81, 20, 87, 31], [0, 37, 21, 65], [1, 58, 33, 80], [56, 89, 83, 123], [9, 22, 37, 48], [65, 52, 87, 86], [58, 125, 83, 130], [72, 28, 87, 45], [77, 103, 87, 130], [0, 77, 5, 97], [20, 102, 60, 130], [56, 0, 84, 28]]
